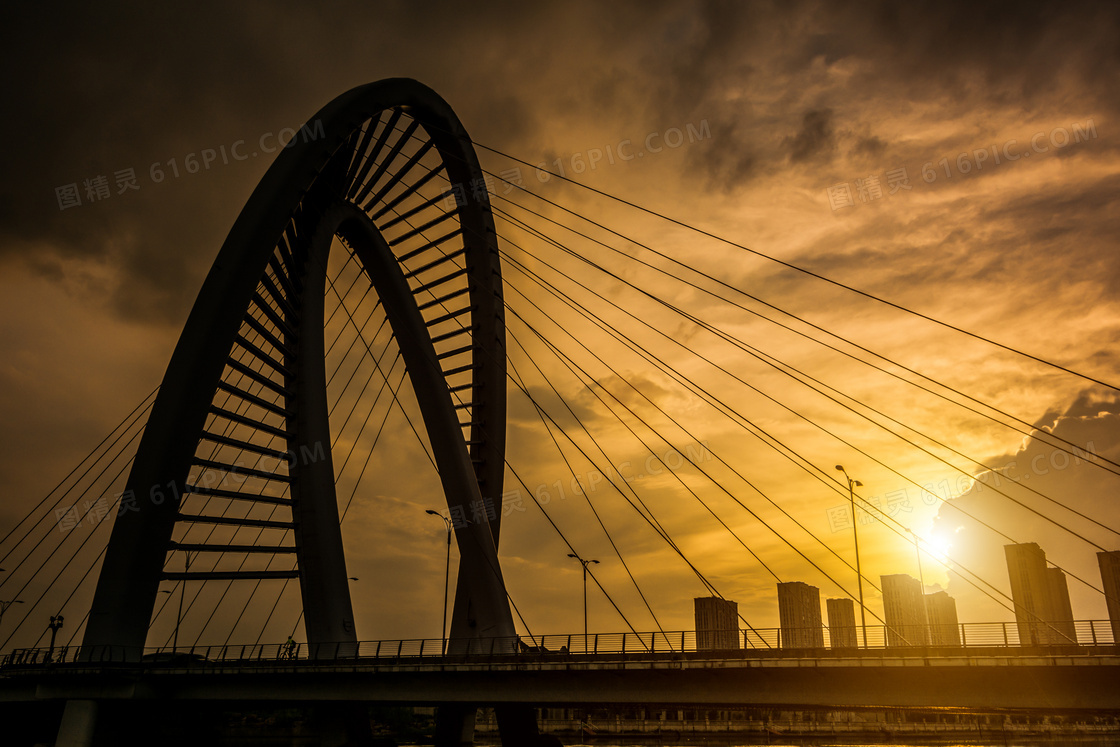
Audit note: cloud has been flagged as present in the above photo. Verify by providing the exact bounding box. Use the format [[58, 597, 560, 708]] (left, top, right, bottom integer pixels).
[[786, 109, 837, 164], [932, 390, 1120, 623]]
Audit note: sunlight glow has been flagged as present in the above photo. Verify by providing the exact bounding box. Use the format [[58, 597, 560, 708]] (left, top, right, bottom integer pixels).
[[924, 532, 955, 564]]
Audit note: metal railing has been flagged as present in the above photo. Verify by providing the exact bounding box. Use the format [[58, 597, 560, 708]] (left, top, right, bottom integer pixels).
[[2, 620, 1113, 669]]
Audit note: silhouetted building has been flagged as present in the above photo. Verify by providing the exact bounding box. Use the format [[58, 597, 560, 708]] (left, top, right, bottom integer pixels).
[[881, 574, 929, 646], [1046, 567, 1077, 642], [694, 596, 739, 650], [777, 582, 823, 648], [1099, 550, 1120, 644], [924, 591, 960, 646], [826, 597, 858, 648], [1005, 543, 1077, 645]]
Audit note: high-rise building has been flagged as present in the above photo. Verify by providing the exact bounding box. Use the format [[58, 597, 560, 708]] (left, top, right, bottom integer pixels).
[[924, 590, 960, 646], [777, 581, 824, 648], [1005, 542, 1051, 644], [694, 596, 740, 650], [1099, 551, 1120, 644], [826, 597, 858, 648], [1005, 543, 1077, 645], [1046, 567, 1077, 643], [881, 574, 929, 646]]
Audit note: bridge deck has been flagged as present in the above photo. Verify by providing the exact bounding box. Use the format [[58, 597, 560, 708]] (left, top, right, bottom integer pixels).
[[3, 645, 1118, 712]]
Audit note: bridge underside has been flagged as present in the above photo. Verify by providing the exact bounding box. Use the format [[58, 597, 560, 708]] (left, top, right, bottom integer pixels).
[[7, 654, 1119, 713]]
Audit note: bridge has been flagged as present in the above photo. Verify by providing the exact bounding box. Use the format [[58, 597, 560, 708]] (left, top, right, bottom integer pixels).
[[1, 79, 1118, 746], [4, 633, 1118, 711]]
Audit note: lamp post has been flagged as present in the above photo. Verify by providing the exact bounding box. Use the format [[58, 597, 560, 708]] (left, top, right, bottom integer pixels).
[[156, 588, 175, 649], [426, 509, 453, 655], [48, 615, 64, 662], [173, 552, 194, 651], [568, 553, 599, 747], [567, 553, 599, 651], [836, 465, 867, 648]]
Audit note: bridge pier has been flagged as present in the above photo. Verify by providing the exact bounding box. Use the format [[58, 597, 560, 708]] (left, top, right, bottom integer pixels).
[[435, 704, 561, 747], [496, 705, 563, 747], [434, 704, 476, 746], [54, 699, 97, 747], [310, 703, 376, 747]]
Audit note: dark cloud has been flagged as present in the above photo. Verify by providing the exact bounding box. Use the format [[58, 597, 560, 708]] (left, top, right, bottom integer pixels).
[[627, 0, 1120, 188], [786, 109, 837, 164], [4, 0, 1116, 318], [852, 135, 887, 158], [0, 2, 314, 323], [0, 1, 566, 324], [682, 113, 759, 192]]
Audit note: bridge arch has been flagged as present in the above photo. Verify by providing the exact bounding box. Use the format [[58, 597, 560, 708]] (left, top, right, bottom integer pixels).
[[82, 78, 514, 657]]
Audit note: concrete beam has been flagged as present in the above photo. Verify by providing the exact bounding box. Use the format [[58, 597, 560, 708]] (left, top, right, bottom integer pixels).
[[7, 655, 1118, 712]]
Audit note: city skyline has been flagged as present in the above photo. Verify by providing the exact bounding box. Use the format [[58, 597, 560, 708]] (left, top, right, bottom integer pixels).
[[751, 539, 1114, 648]]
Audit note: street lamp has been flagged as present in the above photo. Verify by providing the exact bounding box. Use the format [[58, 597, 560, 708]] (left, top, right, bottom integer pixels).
[[157, 588, 174, 647], [567, 552, 599, 747], [426, 509, 453, 655], [48, 615, 64, 662], [836, 465, 867, 648], [567, 553, 599, 650], [173, 552, 194, 651]]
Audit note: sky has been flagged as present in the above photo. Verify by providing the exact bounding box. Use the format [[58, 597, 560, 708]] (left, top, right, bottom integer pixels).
[[0, 0, 1118, 649]]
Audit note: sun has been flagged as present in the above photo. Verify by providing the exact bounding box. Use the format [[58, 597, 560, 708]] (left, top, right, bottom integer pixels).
[[924, 528, 959, 564]]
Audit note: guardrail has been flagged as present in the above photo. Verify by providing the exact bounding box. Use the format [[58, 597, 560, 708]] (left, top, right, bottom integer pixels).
[[3, 620, 1114, 668]]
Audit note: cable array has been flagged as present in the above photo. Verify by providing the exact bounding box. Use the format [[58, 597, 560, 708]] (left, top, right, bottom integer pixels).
[[1, 114, 1116, 653]]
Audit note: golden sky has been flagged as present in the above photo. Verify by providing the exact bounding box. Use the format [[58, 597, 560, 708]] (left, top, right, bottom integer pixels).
[[1, 0, 1118, 647]]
